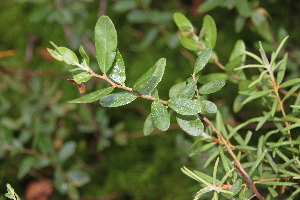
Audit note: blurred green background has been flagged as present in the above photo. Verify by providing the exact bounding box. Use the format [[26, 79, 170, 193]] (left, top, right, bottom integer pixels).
[[1, 0, 300, 199]]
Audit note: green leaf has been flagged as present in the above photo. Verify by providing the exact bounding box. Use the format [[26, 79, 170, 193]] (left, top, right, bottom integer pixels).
[[100, 92, 137, 107], [66, 168, 91, 187], [248, 150, 267, 177], [287, 188, 300, 200], [107, 49, 126, 85], [151, 101, 170, 131], [169, 81, 187, 99], [197, 0, 223, 13], [79, 46, 90, 70], [127, 10, 149, 23], [225, 55, 243, 71], [241, 91, 269, 105], [47, 48, 63, 61], [181, 166, 213, 185], [69, 87, 114, 103], [67, 184, 79, 200], [226, 40, 246, 71], [168, 98, 202, 115], [236, 0, 252, 17], [201, 100, 217, 113], [198, 73, 228, 83], [259, 181, 298, 186], [202, 15, 217, 49], [194, 47, 212, 74], [256, 112, 271, 130], [251, 9, 267, 26], [272, 36, 289, 65], [176, 114, 204, 136], [235, 15, 246, 33], [133, 58, 166, 94], [113, 0, 137, 13], [173, 12, 194, 33], [48, 42, 80, 66], [280, 78, 300, 88], [95, 16, 117, 73], [199, 79, 226, 94], [17, 156, 37, 179], [57, 141, 76, 162], [267, 140, 300, 148], [5, 184, 20, 200], [179, 81, 197, 99], [230, 39, 246, 61], [73, 72, 91, 84], [143, 114, 155, 136], [178, 33, 200, 51], [61, 47, 79, 65]]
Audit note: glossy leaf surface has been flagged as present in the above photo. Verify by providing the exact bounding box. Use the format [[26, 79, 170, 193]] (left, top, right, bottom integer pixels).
[[69, 87, 114, 103], [194, 47, 212, 74], [168, 98, 202, 115], [176, 114, 204, 136], [169, 81, 186, 99], [73, 72, 92, 84], [199, 79, 226, 94], [143, 114, 155, 136], [100, 92, 137, 107], [151, 101, 170, 131], [201, 100, 217, 113], [107, 49, 126, 85], [133, 58, 166, 94], [202, 15, 217, 49], [179, 34, 200, 51], [173, 12, 194, 33], [95, 16, 117, 73]]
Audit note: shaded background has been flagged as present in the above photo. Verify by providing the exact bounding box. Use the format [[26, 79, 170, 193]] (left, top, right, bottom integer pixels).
[[1, 0, 300, 199]]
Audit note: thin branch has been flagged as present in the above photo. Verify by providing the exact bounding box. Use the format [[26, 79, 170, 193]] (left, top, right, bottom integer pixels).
[[202, 116, 265, 200]]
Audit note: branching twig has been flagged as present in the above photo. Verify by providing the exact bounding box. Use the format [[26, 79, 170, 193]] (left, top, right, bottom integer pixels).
[[202, 116, 266, 200]]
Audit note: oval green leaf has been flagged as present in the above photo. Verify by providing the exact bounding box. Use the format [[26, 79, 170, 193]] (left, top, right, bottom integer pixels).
[[179, 81, 197, 99], [229, 40, 246, 62], [95, 16, 117, 73], [151, 101, 170, 131], [173, 12, 194, 33], [79, 46, 90, 70], [100, 91, 137, 107], [197, 0, 223, 13], [202, 100, 217, 113], [194, 47, 212, 74], [168, 98, 202, 115], [69, 87, 114, 103], [107, 49, 126, 85], [202, 15, 217, 49], [57, 141, 76, 162], [143, 114, 155, 136], [179, 34, 200, 51], [66, 168, 91, 187], [133, 58, 166, 94], [176, 114, 204, 136], [73, 72, 92, 84], [60, 47, 79, 65], [199, 79, 226, 94], [169, 81, 187, 99]]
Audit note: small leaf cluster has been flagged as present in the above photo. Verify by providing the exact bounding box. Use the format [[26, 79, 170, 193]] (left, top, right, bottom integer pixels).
[[173, 11, 300, 200], [5, 184, 20, 200], [48, 16, 226, 137]]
